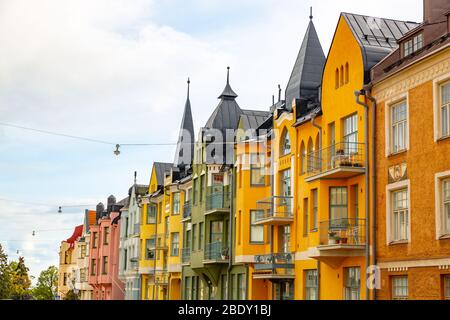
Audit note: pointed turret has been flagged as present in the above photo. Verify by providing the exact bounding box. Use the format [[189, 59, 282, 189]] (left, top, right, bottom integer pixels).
[[285, 9, 325, 111], [218, 66, 238, 99], [174, 78, 195, 170]]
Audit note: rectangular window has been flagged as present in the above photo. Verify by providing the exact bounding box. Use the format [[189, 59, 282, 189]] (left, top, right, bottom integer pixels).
[[392, 276, 408, 300], [210, 221, 223, 243], [250, 154, 265, 186], [80, 268, 87, 283], [343, 114, 358, 153], [443, 179, 450, 235], [281, 169, 291, 196], [172, 193, 180, 215], [91, 259, 96, 275], [352, 185, 359, 220], [330, 187, 348, 222], [444, 275, 450, 300], [192, 276, 198, 300], [221, 274, 228, 300], [184, 277, 191, 300], [237, 274, 246, 300], [250, 210, 264, 243], [305, 269, 319, 300], [441, 82, 450, 137], [200, 175, 205, 202], [199, 222, 204, 250], [192, 224, 197, 251], [92, 232, 98, 248], [102, 256, 108, 275], [344, 267, 361, 300], [303, 198, 309, 236], [164, 216, 169, 239], [146, 238, 155, 260], [391, 101, 407, 153], [403, 33, 423, 56], [193, 178, 198, 205], [171, 232, 179, 256], [392, 189, 409, 242], [80, 245, 86, 259], [312, 190, 318, 231], [103, 227, 110, 245], [147, 204, 157, 224]]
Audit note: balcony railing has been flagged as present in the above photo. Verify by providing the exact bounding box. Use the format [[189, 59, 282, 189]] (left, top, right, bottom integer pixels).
[[206, 192, 231, 212], [319, 218, 366, 247], [154, 271, 169, 286], [255, 196, 294, 225], [182, 201, 192, 220], [129, 260, 139, 270], [305, 142, 365, 181], [155, 234, 168, 250], [253, 252, 295, 279], [181, 248, 191, 264], [204, 241, 229, 263]]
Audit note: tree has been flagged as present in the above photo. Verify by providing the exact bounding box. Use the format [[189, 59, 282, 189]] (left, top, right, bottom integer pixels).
[[9, 257, 32, 300], [0, 244, 12, 299], [32, 266, 58, 300], [64, 289, 80, 300]]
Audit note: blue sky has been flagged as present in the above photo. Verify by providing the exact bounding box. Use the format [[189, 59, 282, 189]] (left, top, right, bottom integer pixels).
[[0, 0, 422, 281]]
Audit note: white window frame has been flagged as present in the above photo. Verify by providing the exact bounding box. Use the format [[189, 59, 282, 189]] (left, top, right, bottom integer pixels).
[[386, 180, 411, 245], [433, 74, 450, 142], [434, 170, 450, 239], [392, 276, 408, 300], [385, 93, 409, 156]]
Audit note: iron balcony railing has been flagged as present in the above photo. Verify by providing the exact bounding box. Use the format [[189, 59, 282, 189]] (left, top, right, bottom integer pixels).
[[204, 241, 229, 261], [206, 192, 231, 211], [255, 196, 294, 222], [154, 271, 169, 286], [319, 218, 366, 246], [306, 142, 365, 177], [183, 201, 192, 219], [181, 247, 191, 264], [254, 252, 295, 276]]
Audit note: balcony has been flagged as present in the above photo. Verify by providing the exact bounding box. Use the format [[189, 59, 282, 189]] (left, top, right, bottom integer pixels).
[[129, 259, 139, 270], [181, 248, 191, 265], [131, 223, 140, 236], [309, 218, 366, 264], [205, 187, 230, 216], [253, 253, 295, 280], [254, 196, 294, 226], [182, 201, 192, 221], [305, 142, 366, 182], [203, 242, 229, 264], [154, 271, 169, 286]]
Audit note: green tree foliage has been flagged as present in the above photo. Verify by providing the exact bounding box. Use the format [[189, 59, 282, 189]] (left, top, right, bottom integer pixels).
[[32, 266, 58, 300], [9, 257, 32, 300], [64, 289, 80, 300], [0, 244, 12, 299]]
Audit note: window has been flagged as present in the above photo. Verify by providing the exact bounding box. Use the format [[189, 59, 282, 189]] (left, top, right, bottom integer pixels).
[[64, 251, 70, 264], [441, 81, 450, 138], [200, 175, 205, 202], [192, 224, 197, 251], [392, 189, 409, 242], [123, 249, 128, 270], [305, 270, 319, 300], [312, 189, 318, 231], [91, 259, 96, 275], [307, 139, 314, 173], [210, 221, 223, 243], [164, 216, 169, 239], [344, 267, 361, 300], [300, 142, 307, 175], [340, 65, 344, 86], [103, 227, 110, 245], [303, 198, 309, 237], [330, 187, 348, 222], [343, 114, 358, 153], [221, 274, 228, 300], [250, 210, 264, 243], [443, 179, 450, 235], [172, 193, 180, 215], [281, 169, 291, 196], [237, 274, 246, 300], [102, 256, 108, 275], [92, 232, 98, 248], [444, 275, 450, 300], [147, 204, 156, 224], [352, 185, 359, 220], [146, 238, 155, 260], [199, 222, 204, 250], [403, 33, 423, 57], [392, 276, 408, 300], [390, 100, 408, 153], [192, 276, 198, 300], [250, 154, 265, 186], [80, 245, 86, 259], [281, 129, 291, 156], [335, 68, 339, 89], [345, 63, 349, 84], [171, 232, 179, 256], [63, 273, 67, 286], [184, 277, 191, 300], [80, 268, 87, 283], [193, 178, 198, 205]]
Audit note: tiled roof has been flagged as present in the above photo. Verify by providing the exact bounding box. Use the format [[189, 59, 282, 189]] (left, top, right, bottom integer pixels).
[[66, 225, 83, 247]]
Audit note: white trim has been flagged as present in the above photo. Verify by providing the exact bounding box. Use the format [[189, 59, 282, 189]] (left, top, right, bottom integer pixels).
[[433, 73, 450, 142], [385, 93, 410, 157], [378, 258, 450, 270], [234, 255, 255, 263], [386, 180, 411, 245], [435, 170, 450, 239]]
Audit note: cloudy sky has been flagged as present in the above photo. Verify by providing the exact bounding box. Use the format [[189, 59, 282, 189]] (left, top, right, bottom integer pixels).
[[0, 0, 422, 281]]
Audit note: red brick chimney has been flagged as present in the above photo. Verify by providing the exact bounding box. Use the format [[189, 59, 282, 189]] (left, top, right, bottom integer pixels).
[[423, 0, 450, 24]]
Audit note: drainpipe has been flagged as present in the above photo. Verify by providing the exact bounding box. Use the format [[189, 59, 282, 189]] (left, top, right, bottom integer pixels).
[[354, 90, 370, 301], [311, 113, 322, 150], [227, 166, 234, 300], [364, 85, 377, 301]]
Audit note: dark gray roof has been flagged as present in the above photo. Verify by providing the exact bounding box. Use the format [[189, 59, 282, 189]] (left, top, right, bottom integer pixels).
[[240, 109, 271, 131], [341, 13, 419, 83], [153, 162, 173, 187], [174, 79, 195, 168], [285, 20, 325, 111], [128, 184, 149, 197]]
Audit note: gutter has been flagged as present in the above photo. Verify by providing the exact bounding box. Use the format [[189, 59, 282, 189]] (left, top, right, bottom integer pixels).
[[227, 165, 234, 300], [354, 90, 370, 301]]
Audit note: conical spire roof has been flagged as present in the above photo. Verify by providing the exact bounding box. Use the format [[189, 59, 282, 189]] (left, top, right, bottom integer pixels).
[[174, 78, 195, 168], [218, 66, 238, 99], [285, 14, 325, 110]]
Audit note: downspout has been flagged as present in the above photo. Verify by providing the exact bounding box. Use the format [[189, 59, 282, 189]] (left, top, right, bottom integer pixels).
[[269, 131, 275, 300], [227, 166, 234, 300], [311, 113, 322, 150], [364, 86, 377, 301], [354, 90, 370, 301]]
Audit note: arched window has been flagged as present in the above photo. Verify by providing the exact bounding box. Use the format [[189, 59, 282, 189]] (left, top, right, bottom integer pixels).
[[340, 65, 344, 87], [335, 68, 339, 88], [281, 129, 291, 156], [307, 138, 314, 173], [345, 62, 349, 84], [300, 142, 306, 175]]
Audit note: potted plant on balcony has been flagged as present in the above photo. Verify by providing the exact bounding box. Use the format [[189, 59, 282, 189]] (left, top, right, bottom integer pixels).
[[339, 237, 348, 244], [328, 231, 340, 245]]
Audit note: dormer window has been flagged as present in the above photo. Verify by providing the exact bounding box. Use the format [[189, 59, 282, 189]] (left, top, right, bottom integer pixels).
[[403, 33, 423, 57], [281, 129, 291, 156]]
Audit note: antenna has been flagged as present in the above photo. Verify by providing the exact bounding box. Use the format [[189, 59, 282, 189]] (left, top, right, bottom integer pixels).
[[278, 84, 282, 102]]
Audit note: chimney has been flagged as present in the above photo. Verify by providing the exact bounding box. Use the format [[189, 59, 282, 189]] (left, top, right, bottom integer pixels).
[[95, 202, 105, 223], [423, 0, 449, 24], [107, 195, 116, 212]]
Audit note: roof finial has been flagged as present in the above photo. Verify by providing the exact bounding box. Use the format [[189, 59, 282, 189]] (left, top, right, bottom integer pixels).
[[187, 77, 190, 99], [134, 171, 137, 184], [227, 66, 230, 85], [278, 84, 282, 102], [309, 6, 313, 21]]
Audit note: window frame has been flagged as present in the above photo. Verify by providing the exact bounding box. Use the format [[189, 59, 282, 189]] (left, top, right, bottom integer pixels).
[[304, 269, 319, 300], [145, 237, 156, 260], [312, 189, 318, 231], [250, 154, 266, 186], [103, 227, 110, 245], [250, 210, 265, 244], [329, 187, 348, 222], [392, 189, 409, 242], [343, 114, 358, 154], [444, 275, 450, 300], [344, 267, 361, 300], [172, 192, 180, 215], [440, 80, 450, 139], [392, 276, 408, 300], [386, 180, 411, 245], [102, 256, 108, 275], [171, 232, 180, 257], [147, 204, 157, 224], [280, 129, 291, 156]]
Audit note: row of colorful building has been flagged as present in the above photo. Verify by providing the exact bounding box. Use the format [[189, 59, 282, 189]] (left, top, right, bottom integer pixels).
[[57, 0, 450, 300]]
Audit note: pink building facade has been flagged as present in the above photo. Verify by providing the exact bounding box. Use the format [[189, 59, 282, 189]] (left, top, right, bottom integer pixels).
[[88, 196, 126, 300]]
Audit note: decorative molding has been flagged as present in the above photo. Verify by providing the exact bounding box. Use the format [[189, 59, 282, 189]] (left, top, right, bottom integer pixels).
[[388, 163, 408, 184], [378, 258, 450, 270]]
